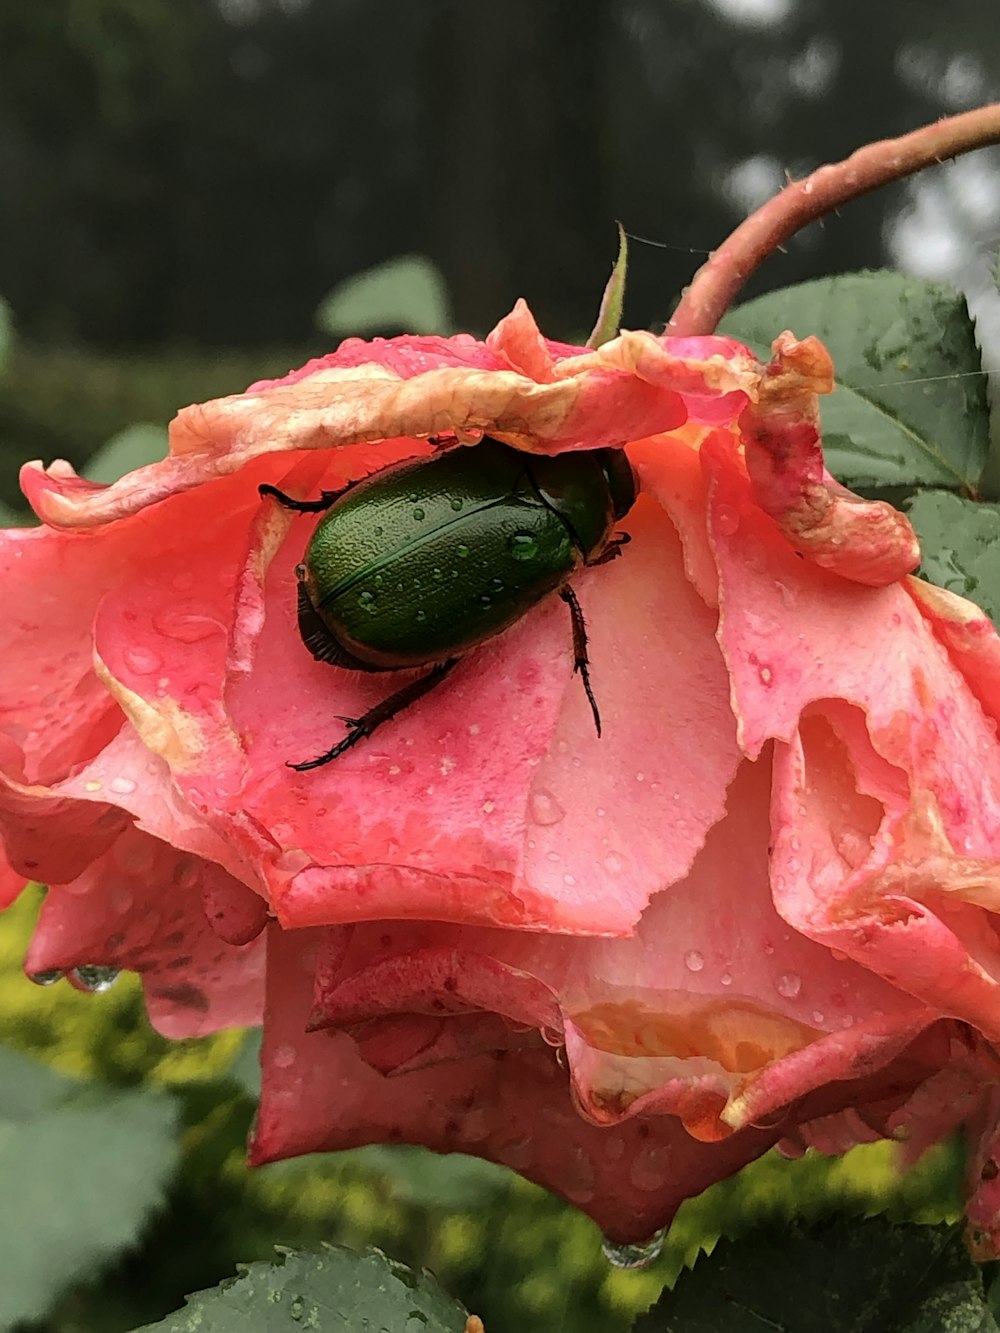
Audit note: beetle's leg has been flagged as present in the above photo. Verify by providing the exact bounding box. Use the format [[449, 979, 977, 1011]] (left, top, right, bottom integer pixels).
[[289, 658, 461, 771], [586, 531, 632, 568], [559, 585, 601, 737], [258, 482, 351, 513]]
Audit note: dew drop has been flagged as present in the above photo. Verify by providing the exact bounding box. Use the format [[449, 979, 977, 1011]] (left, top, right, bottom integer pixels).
[[412, 507, 425, 521], [70, 964, 121, 993], [415, 610, 427, 623], [449, 497, 463, 512], [509, 532, 538, 562], [289, 1296, 304, 1322], [456, 543, 470, 559], [28, 968, 64, 987], [776, 972, 802, 999], [479, 594, 492, 608], [601, 1228, 665, 1270], [432, 567, 444, 581], [720, 972, 733, 987], [716, 504, 740, 536], [109, 776, 137, 796], [528, 788, 565, 826], [273, 1042, 297, 1069], [684, 950, 705, 973], [152, 606, 221, 643], [123, 646, 161, 675]]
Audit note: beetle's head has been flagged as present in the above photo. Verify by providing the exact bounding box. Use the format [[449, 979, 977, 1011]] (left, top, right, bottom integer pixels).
[[598, 447, 637, 521]]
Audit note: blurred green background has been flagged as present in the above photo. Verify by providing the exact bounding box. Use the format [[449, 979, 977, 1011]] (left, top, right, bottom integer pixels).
[[1, 2, 997, 1328], [3, 0, 1000, 513]]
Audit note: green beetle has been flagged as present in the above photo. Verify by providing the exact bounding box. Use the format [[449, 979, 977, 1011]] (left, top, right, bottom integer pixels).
[[260, 438, 636, 769]]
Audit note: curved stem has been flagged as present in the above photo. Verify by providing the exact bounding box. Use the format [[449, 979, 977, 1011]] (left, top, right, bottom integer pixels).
[[667, 103, 1000, 337]]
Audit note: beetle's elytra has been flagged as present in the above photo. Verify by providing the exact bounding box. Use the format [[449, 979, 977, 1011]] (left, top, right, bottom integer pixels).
[[260, 438, 636, 769]]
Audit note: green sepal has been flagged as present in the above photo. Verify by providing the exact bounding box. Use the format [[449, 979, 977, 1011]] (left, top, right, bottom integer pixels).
[[586, 222, 629, 348]]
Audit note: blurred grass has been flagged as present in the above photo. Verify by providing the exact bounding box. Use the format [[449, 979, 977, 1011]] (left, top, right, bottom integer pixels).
[[0, 886, 965, 1332], [0, 341, 319, 510]]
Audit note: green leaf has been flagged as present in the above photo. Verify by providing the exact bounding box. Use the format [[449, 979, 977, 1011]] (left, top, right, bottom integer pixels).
[[0, 1046, 180, 1328], [316, 254, 453, 338], [587, 222, 629, 348], [720, 272, 990, 492], [907, 489, 1000, 624], [131, 1244, 474, 1332], [84, 423, 169, 484], [635, 1219, 995, 1333]]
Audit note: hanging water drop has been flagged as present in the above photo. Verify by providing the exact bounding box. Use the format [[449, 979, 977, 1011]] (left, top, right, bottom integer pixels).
[[70, 964, 121, 993], [28, 968, 64, 987], [601, 1227, 665, 1270]]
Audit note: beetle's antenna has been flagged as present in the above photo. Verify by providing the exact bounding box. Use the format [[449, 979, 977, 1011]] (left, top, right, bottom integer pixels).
[[559, 586, 601, 737]]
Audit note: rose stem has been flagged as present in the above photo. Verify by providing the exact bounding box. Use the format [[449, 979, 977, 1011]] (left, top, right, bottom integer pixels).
[[667, 103, 1000, 337]]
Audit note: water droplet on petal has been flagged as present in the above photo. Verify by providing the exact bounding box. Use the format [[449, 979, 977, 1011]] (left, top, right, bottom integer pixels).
[[152, 606, 222, 643], [684, 950, 705, 973], [716, 504, 740, 537], [28, 968, 64, 987], [529, 788, 565, 826], [720, 972, 733, 987], [603, 851, 624, 874], [273, 1042, 297, 1069], [758, 664, 774, 686], [70, 964, 121, 993], [123, 646, 161, 675], [601, 1228, 665, 1269], [109, 776, 137, 796], [776, 972, 802, 999]]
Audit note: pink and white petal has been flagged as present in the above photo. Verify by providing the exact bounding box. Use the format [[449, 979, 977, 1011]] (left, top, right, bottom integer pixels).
[[251, 923, 782, 1244], [770, 706, 1000, 1039], [0, 526, 124, 785], [738, 334, 917, 586], [906, 578, 1000, 730], [24, 826, 264, 1037], [229, 495, 739, 935], [631, 429, 721, 608], [24, 306, 765, 531]]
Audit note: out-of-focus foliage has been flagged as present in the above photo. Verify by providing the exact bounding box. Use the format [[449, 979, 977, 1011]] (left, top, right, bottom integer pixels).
[[2, 1, 1000, 349], [316, 255, 454, 338], [0, 1048, 179, 1330]]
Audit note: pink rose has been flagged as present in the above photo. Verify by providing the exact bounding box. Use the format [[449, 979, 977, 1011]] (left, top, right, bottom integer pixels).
[[5, 300, 1000, 1246]]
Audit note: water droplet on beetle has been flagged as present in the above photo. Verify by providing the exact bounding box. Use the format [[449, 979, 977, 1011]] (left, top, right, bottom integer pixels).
[[289, 1296, 304, 1322], [601, 1229, 665, 1269], [776, 972, 802, 999], [28, 968, 64, 987], [412, 507, 425, 521], [372, 525, 384, 537], [358, 591, 377, 612], [450, 497, 463, 511], [415, 609, 427, 622], [510, 532, 538, 561], [70, 964, 121, 993], [479, 594, 492, 608], [684, 950, 705, 973], [432, 568, 444, 581], [456, 543, 470, 559], [528, 788, 565, 826], [123, 646, 161, 675]]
